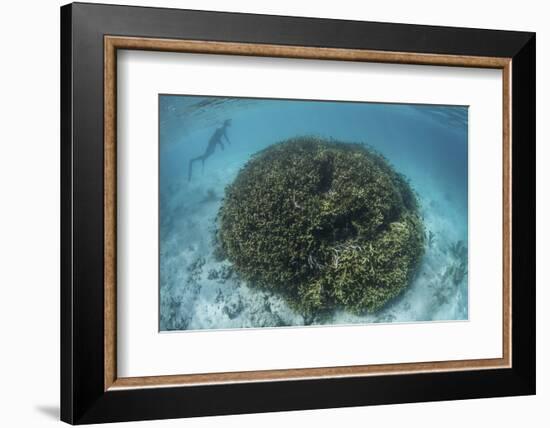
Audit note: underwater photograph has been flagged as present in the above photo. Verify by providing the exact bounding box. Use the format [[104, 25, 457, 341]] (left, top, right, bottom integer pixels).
[[159, 94, 468, 332]]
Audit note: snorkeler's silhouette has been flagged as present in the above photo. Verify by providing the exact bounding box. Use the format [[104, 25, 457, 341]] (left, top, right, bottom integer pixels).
[[188, 119, 232, 181]]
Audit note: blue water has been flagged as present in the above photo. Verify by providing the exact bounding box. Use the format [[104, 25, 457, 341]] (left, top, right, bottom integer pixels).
[[159, 95, 468, 331]]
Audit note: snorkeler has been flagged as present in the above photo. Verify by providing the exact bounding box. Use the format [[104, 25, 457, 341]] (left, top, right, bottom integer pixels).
[[188, 119, 232, 181]]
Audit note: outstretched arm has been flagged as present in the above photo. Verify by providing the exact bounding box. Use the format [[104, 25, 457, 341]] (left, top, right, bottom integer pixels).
[[217, 139, 225, 151]]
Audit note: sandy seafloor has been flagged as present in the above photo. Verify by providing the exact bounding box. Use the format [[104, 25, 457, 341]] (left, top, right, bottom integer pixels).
[[159, 95, 469, 331]]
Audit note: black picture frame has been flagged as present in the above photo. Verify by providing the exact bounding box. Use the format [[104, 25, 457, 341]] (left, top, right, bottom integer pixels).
[[61, 2, 535, 424]]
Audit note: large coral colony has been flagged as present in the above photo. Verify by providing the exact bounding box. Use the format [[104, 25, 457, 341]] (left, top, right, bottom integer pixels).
[[217, 136, 426, 318]]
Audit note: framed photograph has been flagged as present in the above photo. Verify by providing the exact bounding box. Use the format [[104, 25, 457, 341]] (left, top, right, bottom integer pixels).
[[60, 2, 535, 424]]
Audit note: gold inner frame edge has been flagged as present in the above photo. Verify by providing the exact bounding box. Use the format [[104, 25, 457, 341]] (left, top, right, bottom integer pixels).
[[104, 36, 512, 391]]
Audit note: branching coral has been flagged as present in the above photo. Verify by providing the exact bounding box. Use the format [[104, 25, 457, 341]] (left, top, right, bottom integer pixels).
[[217, 136, 425, 316]]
